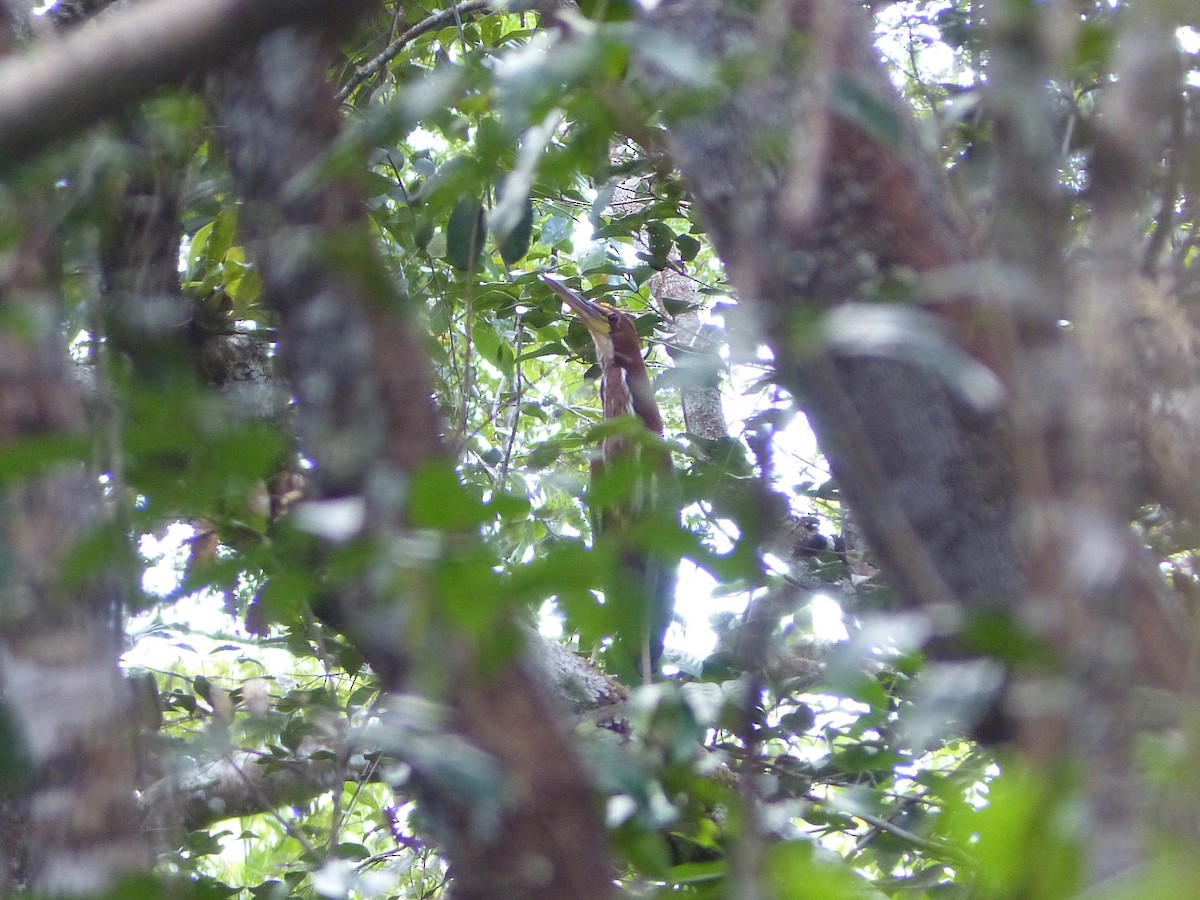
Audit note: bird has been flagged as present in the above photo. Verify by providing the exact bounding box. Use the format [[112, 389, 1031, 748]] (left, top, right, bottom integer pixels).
[[541, 274, 678, 683]]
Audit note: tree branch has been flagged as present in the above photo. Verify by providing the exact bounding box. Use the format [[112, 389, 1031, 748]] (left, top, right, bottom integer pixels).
[[207, 29, 616, 899], [0, 138, 149, 899], [141, 743, 368, 834], [335, 0, 491, 104], [0, 0, 367, 160], [139, 634, 629, 834]]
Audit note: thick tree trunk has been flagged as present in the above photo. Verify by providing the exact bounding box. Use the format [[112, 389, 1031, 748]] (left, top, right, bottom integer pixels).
[[638, 0, 1019, 679], [0, 201, 149, 893], [207, 28, 614, 900], [636, 0, 1199, 883]]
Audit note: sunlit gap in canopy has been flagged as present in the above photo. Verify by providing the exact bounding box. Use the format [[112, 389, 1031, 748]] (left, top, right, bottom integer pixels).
[[873, 1, 973, 94], [808, 593, 848, 644], [124, 523, 294, 675], [1180, 27, 1200, 87], [764, 552, 848, 645]]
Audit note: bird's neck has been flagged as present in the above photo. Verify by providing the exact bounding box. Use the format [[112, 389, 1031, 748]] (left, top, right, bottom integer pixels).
[[598, 356, 663, 435]]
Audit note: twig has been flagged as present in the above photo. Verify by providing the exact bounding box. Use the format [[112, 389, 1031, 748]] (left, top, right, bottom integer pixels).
[[498, 310, 525, 489], [225, 753, 320, 857], [460, 295, 475, 454], [1142, 79, 1186, 277], [335, 0, 491, 103], [818, 796, 967, 863]]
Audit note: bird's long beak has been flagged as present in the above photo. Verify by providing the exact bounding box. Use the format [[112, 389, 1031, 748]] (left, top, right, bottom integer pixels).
[[541, 274, 610, 335]]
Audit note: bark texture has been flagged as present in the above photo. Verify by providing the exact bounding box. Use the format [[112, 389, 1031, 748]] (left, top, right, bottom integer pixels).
[[0, 197, 148, 892], [0, 0, 351, 159], [635, 0, 1200, 883], [138, 632, 629, 835], [638, 0, 1019, 630], [207, 28, 614, 900]]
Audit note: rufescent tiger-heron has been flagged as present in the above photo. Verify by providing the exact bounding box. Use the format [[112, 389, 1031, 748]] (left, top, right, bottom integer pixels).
[[542, 274, 679, 682]]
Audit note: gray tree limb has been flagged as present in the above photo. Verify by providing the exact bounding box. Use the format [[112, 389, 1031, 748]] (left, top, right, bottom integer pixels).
[[0, 160, 148, 898], [0, 0, 364, 160]]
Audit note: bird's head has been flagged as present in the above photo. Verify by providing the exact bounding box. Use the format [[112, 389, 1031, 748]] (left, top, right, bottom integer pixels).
[[540, 273, 665, 438], [541, 274, 641, 367]]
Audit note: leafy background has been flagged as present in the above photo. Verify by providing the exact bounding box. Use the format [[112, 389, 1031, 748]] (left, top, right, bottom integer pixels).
[[3, 1, 1200, 898]]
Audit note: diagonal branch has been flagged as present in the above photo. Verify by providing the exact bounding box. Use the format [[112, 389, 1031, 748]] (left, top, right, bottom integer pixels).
[[0, 0, 367, 160], [335, 0, 491, 104]]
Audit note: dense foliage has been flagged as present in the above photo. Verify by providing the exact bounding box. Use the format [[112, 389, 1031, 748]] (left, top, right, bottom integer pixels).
[[3, 1, 1200, 898]]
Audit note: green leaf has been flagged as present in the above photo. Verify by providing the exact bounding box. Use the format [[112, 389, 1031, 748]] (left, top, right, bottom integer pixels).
[[192, 876, 243, 900], [208, 206, 237, 266], [540, 214, 572, 247], [613, 825, 672, 878], [488, 490, 531, 521], [645, 221, 673, 256], [0, 433, 88, 483], [471, 319, 514, 378], [437, 547, 508, 635], [446, 197, 487, 271], [413, 213, 435, 251], [254, 568, 315, 625], [525, 442, 562, 469], [674, 233, 701, 261], [362, 170, 398, 200], [832, 76, 903, 147], [187, 219, 214, 279], [665, 860, 726, 886], [945, 766, 1080, 897], [763, 840, 873, 899], [829, 745, 902, 776], [0, 699, 32, 789], [822, 669, 890, 713], [497, 196, 534, 265], [248, 882, 289, 900], [62, 522, 138, 591], [578, 0, 636, 22], [515, 341, 569, 362], [1074, 21, 1114, 76], [335, 842, 371, 860], [408, 462, 486, 530]]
